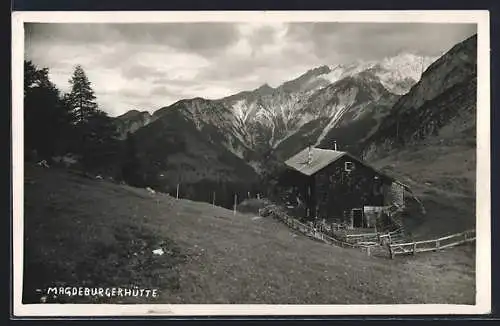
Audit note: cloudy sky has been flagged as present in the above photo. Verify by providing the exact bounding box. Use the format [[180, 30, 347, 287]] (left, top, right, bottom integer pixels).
[[25, 22, 476, 117]]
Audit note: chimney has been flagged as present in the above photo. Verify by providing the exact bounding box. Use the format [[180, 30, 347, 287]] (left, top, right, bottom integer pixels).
[[307, 145, 313, 164]]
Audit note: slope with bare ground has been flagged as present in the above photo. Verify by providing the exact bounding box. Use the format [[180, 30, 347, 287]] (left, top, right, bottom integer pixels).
[[23, 165, 475, 304]]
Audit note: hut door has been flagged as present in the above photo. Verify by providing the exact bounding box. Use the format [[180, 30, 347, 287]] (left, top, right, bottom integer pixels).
[[373, 176, 384, 206], [352, 209, 363, 228]]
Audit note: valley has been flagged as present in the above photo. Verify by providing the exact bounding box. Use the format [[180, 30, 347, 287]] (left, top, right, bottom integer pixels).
[[111, 34, 477, 238]]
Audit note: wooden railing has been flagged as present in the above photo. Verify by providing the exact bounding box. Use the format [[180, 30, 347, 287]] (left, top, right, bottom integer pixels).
[[388, 229, 476, 259], [344, 232, 379, 244], [378, 227, 404, 244], [261, 205, 475, 259], [263, 206, 379, 255]]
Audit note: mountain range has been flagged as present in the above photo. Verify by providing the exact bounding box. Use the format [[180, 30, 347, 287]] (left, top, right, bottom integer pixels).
[[113, 34, 477, 210]]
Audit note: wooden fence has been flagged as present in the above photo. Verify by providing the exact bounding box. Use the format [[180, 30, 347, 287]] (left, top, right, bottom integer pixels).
[[264, 206, 379, 256], [261, 205, 475, 259], [344, 232, 379, 244], [388, 229, 476, 259], [377, 228, 404, 244]]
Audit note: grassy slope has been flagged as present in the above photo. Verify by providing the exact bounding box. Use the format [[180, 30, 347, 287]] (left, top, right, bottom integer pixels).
[[368, 90, 476, 240], [371, 141, 475, 240], [23, 165, 475, 304]]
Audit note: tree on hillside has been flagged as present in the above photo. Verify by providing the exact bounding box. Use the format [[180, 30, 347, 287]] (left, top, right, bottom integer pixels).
[[24, 60, 73, 159], [65, 65, 99, 124], [64, 64, 119, 171], [121, 131, 144, 187], [24, 61, 54, 94]]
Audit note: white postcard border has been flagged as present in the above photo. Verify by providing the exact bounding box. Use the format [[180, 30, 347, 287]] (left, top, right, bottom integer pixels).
[[11, 10, 491, 317]]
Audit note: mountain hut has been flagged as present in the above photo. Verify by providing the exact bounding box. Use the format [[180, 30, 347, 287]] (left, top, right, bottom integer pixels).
[[281, 146, 407, 229]]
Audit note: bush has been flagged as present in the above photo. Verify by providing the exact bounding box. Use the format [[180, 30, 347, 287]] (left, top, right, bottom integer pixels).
[[237, 198, 272, 214]]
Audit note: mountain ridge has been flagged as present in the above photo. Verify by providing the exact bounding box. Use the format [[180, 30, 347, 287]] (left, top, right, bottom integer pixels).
[[112, 34, 476, 193]]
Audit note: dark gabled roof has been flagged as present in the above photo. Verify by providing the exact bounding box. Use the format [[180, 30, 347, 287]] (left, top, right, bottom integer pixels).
[[284, 147, 408, 187]]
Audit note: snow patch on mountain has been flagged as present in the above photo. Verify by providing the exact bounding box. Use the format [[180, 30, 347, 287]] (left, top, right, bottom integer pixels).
[[324, 61, 375, 83], [155, 52, 439, 164], [319, 53, 438, 95]]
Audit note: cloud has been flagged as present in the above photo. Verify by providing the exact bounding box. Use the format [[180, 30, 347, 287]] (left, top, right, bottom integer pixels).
[[285, 22, 477, 61], [25, 23, 240, 55], [24, 22, 477, 117], [121, 64, 165, 80]]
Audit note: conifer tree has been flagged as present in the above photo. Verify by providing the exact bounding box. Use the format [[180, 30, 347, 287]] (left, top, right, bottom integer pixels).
[[64, 64, 119, 171], [66, 65, 98, 124]]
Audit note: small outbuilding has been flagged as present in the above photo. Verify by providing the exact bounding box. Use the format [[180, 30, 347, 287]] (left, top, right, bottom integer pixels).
[[281, 146, 407, 228]]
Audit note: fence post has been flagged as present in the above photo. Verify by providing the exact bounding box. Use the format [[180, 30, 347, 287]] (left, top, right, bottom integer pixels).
[[366, 246, 371, 257], [176, 183, 179, 199], [388, 243, 394, 259], [233, 194, 237, 215], [412, 242, 417, 255], [436, 240, 440, 251]]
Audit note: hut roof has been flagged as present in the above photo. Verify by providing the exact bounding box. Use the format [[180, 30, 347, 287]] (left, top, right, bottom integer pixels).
[[284, 147, 408, 188], [284, 147, 346, 176]]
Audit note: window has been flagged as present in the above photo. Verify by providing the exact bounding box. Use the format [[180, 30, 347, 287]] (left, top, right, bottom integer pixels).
[[345, 161, 354, 171]]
